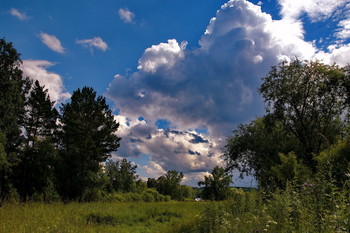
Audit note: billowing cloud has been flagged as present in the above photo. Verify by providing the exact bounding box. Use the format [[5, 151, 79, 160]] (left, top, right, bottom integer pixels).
[[21, 60, 70, 103], [119, 8, 135, 23], [334, 2, 350, 41], [9, 8, 28, 20], [107, 0, 350, 185], [315, 44, 350, 66], [277, 0, 348, 22], [108, 0, 314, 137], [39, 33, 65, 54], [137, 39, 185, 73], [76, 37, 108, 51]]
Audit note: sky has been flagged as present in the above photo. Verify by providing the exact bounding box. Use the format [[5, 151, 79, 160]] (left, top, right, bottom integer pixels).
[[1, 0, 350, 187]]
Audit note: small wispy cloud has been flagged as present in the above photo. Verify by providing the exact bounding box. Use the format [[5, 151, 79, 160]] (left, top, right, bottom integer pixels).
[[9, 8, 28, 20], [119, 8, 135, 23], [39, 32, 65, 54], [76, 37, 108, 51]]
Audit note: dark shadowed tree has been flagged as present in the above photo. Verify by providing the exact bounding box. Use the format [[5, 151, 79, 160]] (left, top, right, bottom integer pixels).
[[0, 38, 30, 199], [23, 80, 58, 146], [0, 132, 14, 201], [147, 178, 158, 189], [0, 39, 30, 153], [57, 87, 121, 201], [14, 80, 59, 200], [198, 166, 233, 201], [223, 117, 301, 190]]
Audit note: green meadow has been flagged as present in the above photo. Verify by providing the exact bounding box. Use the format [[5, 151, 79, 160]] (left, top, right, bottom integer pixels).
[[0, 201, 206, 233], [1, 182, 349, 233]]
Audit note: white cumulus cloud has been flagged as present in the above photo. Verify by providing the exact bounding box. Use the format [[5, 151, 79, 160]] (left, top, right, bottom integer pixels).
[[119, 8, 135, 23], [107, 0, 350, 185], [21, 60, 70, 104], [76, 37, 108, 51], [277, 0, 348, 22], [137, 39, 185, 73], [39, 33, 65, 54]]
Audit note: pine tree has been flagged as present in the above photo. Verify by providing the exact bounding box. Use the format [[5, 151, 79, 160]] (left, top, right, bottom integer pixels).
[[14, 80, 59, 199], [57, 87, 120, 201]]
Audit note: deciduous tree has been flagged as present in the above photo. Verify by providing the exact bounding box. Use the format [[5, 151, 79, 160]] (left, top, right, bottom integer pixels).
[[259, 60, 347, 169]]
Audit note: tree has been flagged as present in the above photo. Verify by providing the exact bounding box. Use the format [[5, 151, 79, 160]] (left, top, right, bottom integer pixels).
[[223, 117, 300, 189], [0, 38, 30, 153], [259, 60, 347, 169], [224, 60, 349, 190], [147, 178, 158, 189], [156, 170, 184, 200], [0, 132, 14, 201], [13, 80, 59, 199], [198, 166, 233, 201], [118, 158, 138, 192], [24, 80, 58, 147], [57, 87, 121, 201], [0, 38, 30, 199], [105, 158, 138, 193]]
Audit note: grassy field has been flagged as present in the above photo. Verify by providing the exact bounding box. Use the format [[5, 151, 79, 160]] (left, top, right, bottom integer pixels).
[[0, 201, 207, 233], [1, 183, 349, 233]]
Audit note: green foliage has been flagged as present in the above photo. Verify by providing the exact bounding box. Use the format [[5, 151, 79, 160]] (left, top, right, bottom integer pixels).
[[225, 60, 350, 191], [24, 80, 59, 145], [156, 170, 185, 200], [15, 138, 58, 200], [198, 166, 233, 201], [197, 203, 232, 233], [12, 80, 59, 200], [0, 39, 30, 154], [0, 132, 13, 201], [57, 87, 121, 201], [0, 39, 30, 199], [105, 158, 138, 193], [271, 152, 312, 187], [223, 117, 300, 190], [315, 140, 350, 186], [187, 176, 349, 233], [260, 60, 347, 168]]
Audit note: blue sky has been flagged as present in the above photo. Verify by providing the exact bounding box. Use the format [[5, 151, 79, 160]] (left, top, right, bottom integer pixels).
[[2, 0, 350, 186]]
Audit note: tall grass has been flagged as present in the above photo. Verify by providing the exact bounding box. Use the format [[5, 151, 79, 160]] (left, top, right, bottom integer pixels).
[[186, 178, 350, 233], [1, 175, 349, 233], [0, 201, 207, 233]]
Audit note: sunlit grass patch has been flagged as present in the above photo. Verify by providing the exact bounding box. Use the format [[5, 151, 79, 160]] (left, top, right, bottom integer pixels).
[[0, 201, 207, 233]]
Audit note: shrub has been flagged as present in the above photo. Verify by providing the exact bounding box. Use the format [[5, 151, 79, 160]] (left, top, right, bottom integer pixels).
[[142, 192, 155, 202]]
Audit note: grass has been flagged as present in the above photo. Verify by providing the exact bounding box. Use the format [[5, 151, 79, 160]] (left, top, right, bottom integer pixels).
[[1, 178, 349, 233], [0, 201, 207, 233]]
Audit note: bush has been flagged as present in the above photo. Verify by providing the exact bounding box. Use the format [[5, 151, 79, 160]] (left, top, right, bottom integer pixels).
[[197, 203, 231, 233], [122, 192, 142, 202], [142, 192, 155, 202], [81, 188, 105, 202]]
